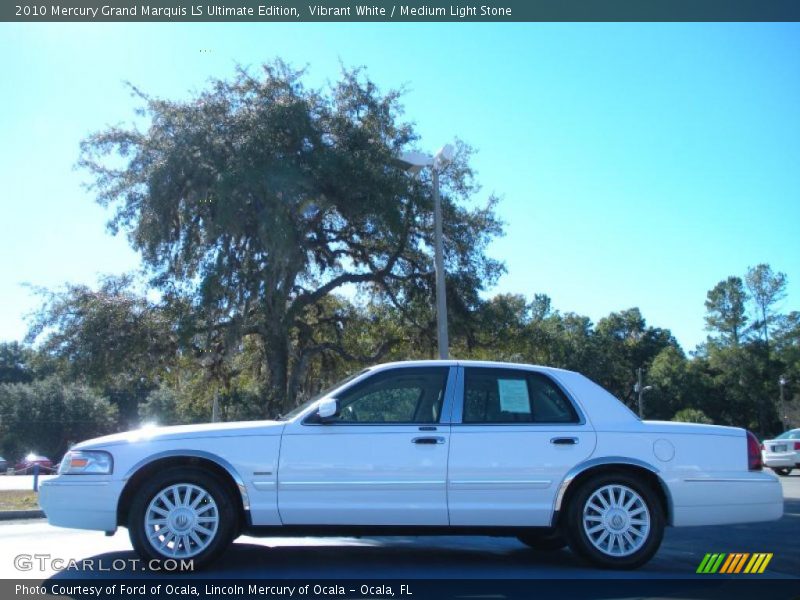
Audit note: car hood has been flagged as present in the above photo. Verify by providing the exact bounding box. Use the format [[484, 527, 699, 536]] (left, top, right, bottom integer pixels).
[[74, 420, 285, 449]]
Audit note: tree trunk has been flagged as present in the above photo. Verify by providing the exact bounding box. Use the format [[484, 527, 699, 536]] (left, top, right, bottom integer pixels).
[[263, 329, 291, 418]]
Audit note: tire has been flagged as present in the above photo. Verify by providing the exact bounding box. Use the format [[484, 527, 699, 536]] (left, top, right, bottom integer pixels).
[[771, 467, 793, 477], [564, 472, 665, 569], [128, 467, 238, 569], [517, 530, 567, 551]]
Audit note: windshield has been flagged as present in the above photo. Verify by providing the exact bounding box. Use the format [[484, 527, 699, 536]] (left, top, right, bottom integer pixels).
[[276, 368, 370, 421], [775, 429, 800, 440]]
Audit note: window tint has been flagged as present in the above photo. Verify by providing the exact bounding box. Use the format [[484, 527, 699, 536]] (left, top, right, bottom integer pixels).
[[463, 368, 579, 424], [332, 367, 449, 424]]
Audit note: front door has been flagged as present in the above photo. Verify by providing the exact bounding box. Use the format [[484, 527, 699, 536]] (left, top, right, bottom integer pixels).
[[278, 365, 454, 525]]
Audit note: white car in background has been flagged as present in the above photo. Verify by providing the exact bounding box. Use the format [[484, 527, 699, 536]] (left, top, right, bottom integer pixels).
[[762, 428, 800, 476], [39, 361, 783, 570]]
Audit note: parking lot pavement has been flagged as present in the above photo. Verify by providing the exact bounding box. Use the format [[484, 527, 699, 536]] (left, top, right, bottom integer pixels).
[[0, 474, 55, 491], [0, 474, 797, 580]]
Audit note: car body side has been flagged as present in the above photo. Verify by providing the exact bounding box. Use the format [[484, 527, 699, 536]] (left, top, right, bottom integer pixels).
[[39, 360, 783, 537]]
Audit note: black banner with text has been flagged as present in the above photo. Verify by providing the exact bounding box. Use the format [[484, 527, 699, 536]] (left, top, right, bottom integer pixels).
[[4, 0, 800, 22], [5, 578, 800, 600]]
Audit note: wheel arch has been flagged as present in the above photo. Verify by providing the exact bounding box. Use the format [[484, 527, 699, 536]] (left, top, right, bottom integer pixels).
[[552, 457, 673, 527], [117, 450, 250, 529]]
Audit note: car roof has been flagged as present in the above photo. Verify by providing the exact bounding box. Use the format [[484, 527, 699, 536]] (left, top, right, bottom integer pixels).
[[368, 359, 576, 375]]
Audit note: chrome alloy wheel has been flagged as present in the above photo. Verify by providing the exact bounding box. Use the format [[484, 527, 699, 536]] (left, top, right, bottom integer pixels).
[[144, 483, 220, 558], [582, 484, 650, 557]]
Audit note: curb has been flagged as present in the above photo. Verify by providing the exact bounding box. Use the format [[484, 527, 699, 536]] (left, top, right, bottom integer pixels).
[[0, 510, 44, 521]]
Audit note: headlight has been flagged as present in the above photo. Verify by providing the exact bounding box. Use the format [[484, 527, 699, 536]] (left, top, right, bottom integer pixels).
[[59, 450, 113, 475]]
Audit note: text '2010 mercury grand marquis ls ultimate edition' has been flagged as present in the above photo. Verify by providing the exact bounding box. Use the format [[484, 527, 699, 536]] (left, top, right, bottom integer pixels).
[[39, 361, 783, 569]]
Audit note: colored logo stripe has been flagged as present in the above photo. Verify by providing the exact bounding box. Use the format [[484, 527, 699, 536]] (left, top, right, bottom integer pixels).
[[697, 553, 726, 573], [720, 553, 748, 573], [744, 553, 773, 574], [697, 553, 773, 574]]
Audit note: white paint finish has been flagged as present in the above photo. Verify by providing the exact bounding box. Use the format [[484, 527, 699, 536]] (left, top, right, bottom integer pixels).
[[37, 360, 785, 538], [74, 419, 285, 449], [38, 478, 123, 531], [277, 424, 450, 525], [653, 439, 675, 462], [448, 425, 596, 526]]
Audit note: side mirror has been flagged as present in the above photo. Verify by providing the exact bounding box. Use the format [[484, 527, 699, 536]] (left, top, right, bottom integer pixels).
[[317, 398, 339, 422]]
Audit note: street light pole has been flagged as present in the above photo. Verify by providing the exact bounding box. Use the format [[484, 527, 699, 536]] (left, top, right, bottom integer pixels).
[[779, 376, 788, 430], [397, 144, 454, 360], [432, 167, 448, 359]]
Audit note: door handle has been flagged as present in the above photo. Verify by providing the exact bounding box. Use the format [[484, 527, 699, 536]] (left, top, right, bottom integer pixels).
[[412, 436, 445, 445], [550, 437, 578, 445]]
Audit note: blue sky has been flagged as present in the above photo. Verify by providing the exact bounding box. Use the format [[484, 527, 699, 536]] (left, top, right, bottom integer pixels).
[[1, 23, 798, 352]]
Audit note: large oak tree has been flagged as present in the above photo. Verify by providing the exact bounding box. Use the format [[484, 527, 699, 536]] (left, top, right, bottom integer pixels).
[[79, 62, 503, 415]]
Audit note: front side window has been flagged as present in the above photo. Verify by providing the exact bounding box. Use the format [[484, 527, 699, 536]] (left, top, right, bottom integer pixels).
[[463, 368, 579, 424], [331, 367, 449, 424]]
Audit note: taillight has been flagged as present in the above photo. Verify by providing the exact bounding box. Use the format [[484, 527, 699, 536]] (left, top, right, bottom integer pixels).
[[746, 431, 762, 471], [794, 442, 800, 451]]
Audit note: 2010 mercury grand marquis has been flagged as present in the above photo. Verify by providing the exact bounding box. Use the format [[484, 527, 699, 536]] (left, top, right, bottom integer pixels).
[[39, 360, 783, 569]]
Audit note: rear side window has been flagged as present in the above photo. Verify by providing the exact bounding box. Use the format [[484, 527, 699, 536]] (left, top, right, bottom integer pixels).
[[463, 368, 579, 424]]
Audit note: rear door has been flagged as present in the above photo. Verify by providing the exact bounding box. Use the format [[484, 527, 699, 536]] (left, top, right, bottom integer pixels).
[[448, 365, 596, 526]]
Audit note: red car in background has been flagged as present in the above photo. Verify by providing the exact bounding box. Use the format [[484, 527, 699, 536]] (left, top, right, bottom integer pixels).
[[15, 453, 53, 475]]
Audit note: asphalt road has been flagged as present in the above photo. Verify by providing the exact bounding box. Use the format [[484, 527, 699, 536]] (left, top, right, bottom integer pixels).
[[1, 475, 797, 580]]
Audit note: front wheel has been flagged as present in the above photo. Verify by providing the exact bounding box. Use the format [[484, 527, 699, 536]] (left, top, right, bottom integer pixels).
[[128, 467, 238, 569], [564, 473, 665, 569], [771, 467, 793, 476]]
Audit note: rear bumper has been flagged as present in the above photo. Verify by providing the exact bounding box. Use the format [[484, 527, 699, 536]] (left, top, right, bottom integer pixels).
[[763, 452, 798, 468], [670, 471, 783, 527], [38, 476, 122, 532]]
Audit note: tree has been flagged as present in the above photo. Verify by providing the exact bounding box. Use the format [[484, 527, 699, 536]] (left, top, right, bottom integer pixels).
[[594, 308, 676, 403], [78, 62, 503, 416], [0, 378, 118, 460], [0, 342, 35, 385], [745, 263, 787, 350], [672, 408, 713, 425], [704, 276, 748, 347]]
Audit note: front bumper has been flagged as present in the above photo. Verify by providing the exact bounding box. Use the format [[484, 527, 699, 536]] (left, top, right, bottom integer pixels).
[[38, 476, 123, 532]]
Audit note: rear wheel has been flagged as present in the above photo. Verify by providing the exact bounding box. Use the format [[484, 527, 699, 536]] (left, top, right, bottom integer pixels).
[[128, 467, 237, 569], [564, 472, 664, 569], [771, 467, 793, 476]]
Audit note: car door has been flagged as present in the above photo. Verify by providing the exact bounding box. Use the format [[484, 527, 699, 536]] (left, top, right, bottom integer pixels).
[[448, 365, 596, 526], [278, 365, 456, 525]]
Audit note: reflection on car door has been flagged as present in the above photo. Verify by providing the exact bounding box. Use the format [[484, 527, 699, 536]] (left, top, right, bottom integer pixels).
[[278, 366, 455, 525], [448, 366, 596, 526]]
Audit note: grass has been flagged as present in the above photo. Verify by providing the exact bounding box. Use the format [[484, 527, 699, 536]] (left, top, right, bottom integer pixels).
[[0, 490, 39, 511]]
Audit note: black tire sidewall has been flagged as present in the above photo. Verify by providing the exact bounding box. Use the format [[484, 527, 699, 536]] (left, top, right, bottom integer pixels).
[[565, 472, 665, 569], [127, 467, 237, 569], [771, 467, 792, 476]]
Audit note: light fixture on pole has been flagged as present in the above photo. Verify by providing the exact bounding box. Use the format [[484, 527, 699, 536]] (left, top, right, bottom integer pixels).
[[634, 367, 653, 419], [396, 144, 455, 360]]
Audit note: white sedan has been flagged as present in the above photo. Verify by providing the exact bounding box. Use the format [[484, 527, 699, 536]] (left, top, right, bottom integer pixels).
[[39, 360, 783, 570], [762, 428, 800, 476]]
